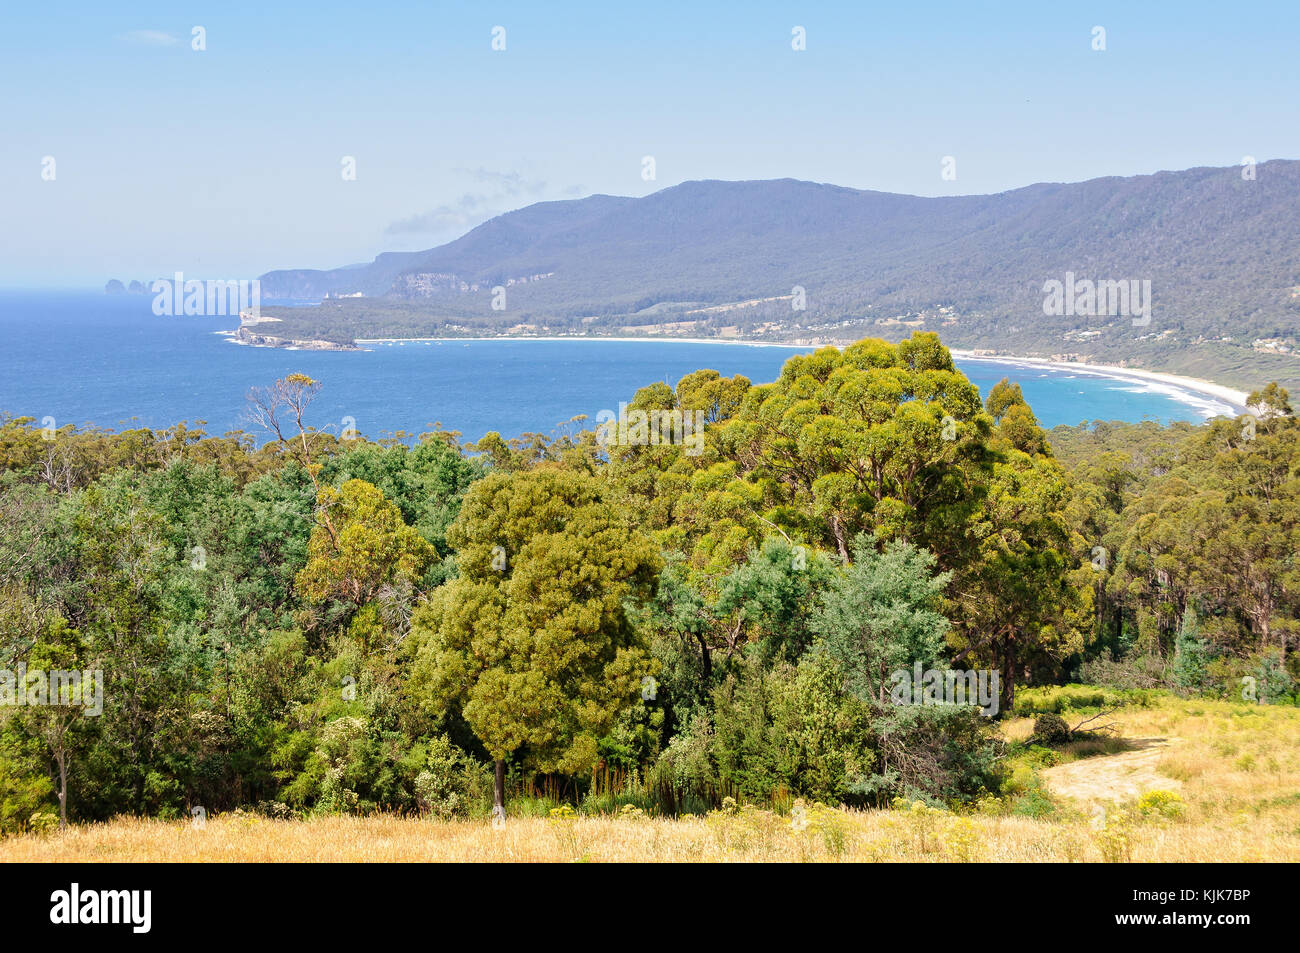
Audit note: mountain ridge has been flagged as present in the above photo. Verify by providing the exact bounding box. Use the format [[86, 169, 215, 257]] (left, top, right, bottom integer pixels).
[[261, 164, 1286, 298], [254, 161, 1300, 390]]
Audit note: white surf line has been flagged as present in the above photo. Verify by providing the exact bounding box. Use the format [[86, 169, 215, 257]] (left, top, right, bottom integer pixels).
[[950, 351, 1250, 417], [253, 328, 1253, 418]]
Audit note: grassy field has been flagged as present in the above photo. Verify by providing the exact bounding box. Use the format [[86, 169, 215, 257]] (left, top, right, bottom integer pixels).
[[3, 694, 1298, 862]]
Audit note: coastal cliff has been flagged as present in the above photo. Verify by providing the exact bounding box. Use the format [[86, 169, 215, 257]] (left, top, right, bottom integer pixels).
[[227, 311, 358, 351]]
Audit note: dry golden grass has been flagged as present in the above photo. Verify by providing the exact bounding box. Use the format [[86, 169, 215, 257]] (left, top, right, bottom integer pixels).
[[2, 807, 1295, 862], [3, 695, 1298, 862], [1021, 696, 1300, 815]]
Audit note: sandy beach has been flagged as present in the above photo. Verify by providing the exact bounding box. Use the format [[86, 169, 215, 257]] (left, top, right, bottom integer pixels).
[[948, 350, 1251, 416]]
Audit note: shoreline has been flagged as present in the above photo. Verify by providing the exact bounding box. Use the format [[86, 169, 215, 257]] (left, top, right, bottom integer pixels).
[[353, 335, 819, 348], [231, 314, 1252, 418], [360, 335, 1250, 417], [948, 350, 1250, 416]]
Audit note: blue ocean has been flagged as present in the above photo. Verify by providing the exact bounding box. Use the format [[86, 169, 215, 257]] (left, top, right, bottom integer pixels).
[[0, 291, 1234, 443]]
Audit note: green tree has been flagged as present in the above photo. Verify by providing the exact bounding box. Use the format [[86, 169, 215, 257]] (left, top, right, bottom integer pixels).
[[1247, 381, 1293, 420], [297, 478, 435, 615], [21, 611, 89, 829], [646, 538, 834, 706], [811, 534, 952, 704], [58, 480, 186, 818], [722, 334, 991, 563], [410, 468, 660, 814], [1171, 605, 1210, 694], [984, 377, 1025, 423]]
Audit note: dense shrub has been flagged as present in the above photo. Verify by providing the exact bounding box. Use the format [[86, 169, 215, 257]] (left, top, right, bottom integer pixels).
[[1014, 684, 1153, 715], [414, 735, 491, 819], [1031, 713, 1071, 746]]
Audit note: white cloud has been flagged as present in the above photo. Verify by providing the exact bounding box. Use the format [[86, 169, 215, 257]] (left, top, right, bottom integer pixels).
[[119, 30, 180, 47], [385, 169, 572, 236], [385, 194, 495, 235], [454, 167, 549, 198]]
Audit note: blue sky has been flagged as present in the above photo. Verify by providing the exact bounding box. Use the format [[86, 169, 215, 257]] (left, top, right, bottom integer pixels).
[[4, 0, 1298, 285]]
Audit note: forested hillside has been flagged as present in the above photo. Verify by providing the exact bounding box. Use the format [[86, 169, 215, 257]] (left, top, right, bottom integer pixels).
[[256, 163, 1300, 390], [1, 334, 1295, 830]]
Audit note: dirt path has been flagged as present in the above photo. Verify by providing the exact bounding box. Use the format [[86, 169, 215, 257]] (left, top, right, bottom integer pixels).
[[1040, 737, 1182, 802]]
